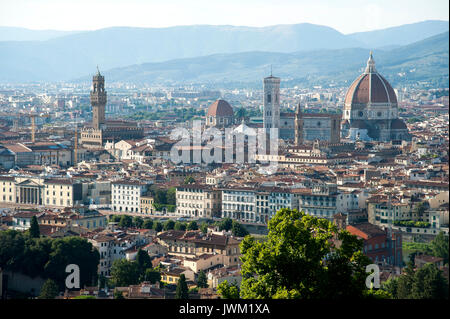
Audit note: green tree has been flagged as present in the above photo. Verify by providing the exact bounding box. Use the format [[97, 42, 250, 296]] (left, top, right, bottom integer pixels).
[[166, 187, 177, 205], [430, 232, 449, 264], [29, 216, 40, 238], [136, 249, 151, 273], [239, 208, 371, 299], [114, 290, 125, 299], [142, 219, 154, 229], [174, 222, 187, 231], [110, 259, 141, 287], [43, 237, 99, 290], [154, 222, 163, 232], [143, 268, 161, 284], [231, 220, 249, 237], [184, 176, 195, 184], [217, 218, 233, 231], [20, 237, 52, 278], [175, 274, 189, 299], [133, 216, 144, 228], [396, 262, 416, 299], [410, 263, 448, 299], [381, 278, 398, 298], [187, 221, 198, 231], [39, 279, 59, 299], [413, 201, 428, 220], [154, 189, 167, 205], [200, 222, 208, 234], [217, 280, 240, 299], [110, 215, 121, 223], [197, 270, 208, 288], [164, 219, 175, 231], [118, 215, 133, 228]]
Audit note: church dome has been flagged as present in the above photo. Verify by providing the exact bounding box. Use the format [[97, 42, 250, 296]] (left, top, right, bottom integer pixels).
[[344, 53, 397, 107], [207, 99, 234, 117]]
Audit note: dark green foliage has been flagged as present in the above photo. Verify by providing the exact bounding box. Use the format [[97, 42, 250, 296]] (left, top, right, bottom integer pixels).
[[200, 222, 208, 234], [217, 280, 240, 299], [164, 220, 175, 231], [39, 279, 59, 299], [216, 218, 233, 231], [136, 249, 151, 272], [114, 290, 125, 299], [43, 236, 100, 290], [175, 274, 189, 299], [430, 232, 449, 264], [231, 220, 249, 237], [174, 222, 186, 231], [166, 187, 177, 206], [187, 221, 198, 231], [118, 215, 133, 228], [142, 219, 154, 229], [184, 176, 196, 184], [239, 208, 372, 299], [153, 222, 163, 232], [0, 230, 26, 271], [133, 216, 144, 228], [110, 259, 141, 287], [0, 231, 99, 288], [29, 216, 40, 238], [197, 270, 208, 288], [143, 269, 161, 284], [393, 262, 448, 299]]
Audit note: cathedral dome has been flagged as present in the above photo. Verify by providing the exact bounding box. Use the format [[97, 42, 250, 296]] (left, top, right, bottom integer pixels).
[[344, 53, 397, 107], [207, 99, 234, 117]]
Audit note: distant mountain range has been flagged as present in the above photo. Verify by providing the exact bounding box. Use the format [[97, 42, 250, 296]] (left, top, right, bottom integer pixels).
[[0, 20, 447, 84], [88, 31, 449, 88], [0, 26, 79, 42]]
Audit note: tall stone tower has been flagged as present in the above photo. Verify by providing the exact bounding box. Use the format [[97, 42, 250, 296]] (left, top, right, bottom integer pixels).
[[294, 102, 303, 146], [90, 68, 107, 130], [263, 74, 280, 135]]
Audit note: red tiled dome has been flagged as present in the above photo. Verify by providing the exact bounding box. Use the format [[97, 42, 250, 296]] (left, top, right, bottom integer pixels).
[[345, 53, 397, 106], [207, 99, 234, 117]]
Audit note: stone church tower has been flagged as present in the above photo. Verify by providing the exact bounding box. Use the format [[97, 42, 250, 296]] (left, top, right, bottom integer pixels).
[[90, 68, 106, 130], [263, 74, 280, 136], [294, 103, 303, 146]]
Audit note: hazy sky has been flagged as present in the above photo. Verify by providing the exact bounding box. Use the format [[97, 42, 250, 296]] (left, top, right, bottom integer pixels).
[[0, 0, 448, 34]]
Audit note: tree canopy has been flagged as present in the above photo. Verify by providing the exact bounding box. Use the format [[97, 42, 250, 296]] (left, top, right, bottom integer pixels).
[[217, 280, 240, 299], [29, 216, 40, 238], [175, 274, 189, 299], [39, 279, 59, 299], [383, 262, 448, 299], [239, 208, 372, 299], [110, 259, 141, 287]]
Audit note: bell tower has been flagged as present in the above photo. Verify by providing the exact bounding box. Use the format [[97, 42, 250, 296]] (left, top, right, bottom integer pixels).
[[263, 72, 280, 135], [90, 67, 106, 130], [295, 102, 303, 146]]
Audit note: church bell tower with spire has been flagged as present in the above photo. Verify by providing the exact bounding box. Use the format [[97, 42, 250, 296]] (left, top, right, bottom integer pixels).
[[294, 102, 303, 146], [90, 67, 107, 130]]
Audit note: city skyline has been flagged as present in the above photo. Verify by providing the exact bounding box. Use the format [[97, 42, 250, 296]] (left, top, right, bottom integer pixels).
[[0, 0, 448, 34]]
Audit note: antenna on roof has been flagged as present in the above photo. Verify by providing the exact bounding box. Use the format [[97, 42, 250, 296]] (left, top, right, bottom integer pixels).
[[270, 64, 272, 77]]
